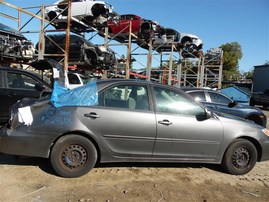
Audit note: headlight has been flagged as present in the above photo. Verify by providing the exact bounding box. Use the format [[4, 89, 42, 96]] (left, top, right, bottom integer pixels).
[[262, 128, 269, 136]]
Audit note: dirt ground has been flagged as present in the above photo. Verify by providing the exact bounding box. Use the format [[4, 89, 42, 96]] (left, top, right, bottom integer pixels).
[[1, 110, 269, 202]]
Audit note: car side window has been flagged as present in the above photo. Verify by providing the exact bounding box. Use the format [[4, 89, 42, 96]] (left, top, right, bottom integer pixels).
[[7, 72, 39, 90], [98, 84, 149, 110], [188, 91, 206, 102], [153, 87, 205, 116], [208, 92, 231, 104], [68, 74, 80, 84]]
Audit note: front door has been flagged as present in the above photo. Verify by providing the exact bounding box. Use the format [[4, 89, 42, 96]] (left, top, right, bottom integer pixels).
[[152, 86, 223, 161]]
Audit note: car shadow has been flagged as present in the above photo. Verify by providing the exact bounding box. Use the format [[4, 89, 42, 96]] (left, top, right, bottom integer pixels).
[[0, 154, 225, 177]]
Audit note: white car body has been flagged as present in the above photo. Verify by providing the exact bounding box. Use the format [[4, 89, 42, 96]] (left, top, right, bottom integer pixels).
[[67, 72, 92, 89], [45, 0, 113, 27]]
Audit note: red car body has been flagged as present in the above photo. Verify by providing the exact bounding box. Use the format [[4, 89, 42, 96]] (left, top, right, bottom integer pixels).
[[107, 14, 143, 34]]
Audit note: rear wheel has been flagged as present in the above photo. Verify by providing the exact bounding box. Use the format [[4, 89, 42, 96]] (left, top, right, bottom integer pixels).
[[222, 139, 257, 175], [50, 135, 97, 178]]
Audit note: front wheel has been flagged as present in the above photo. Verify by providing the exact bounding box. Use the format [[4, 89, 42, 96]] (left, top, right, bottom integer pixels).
[[50, 135, 97, 178], [221, 139, 257, 175]]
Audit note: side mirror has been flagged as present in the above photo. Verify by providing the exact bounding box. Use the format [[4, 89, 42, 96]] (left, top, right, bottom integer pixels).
[[196, 109, 212, 121], [228, 101, 237, 108]]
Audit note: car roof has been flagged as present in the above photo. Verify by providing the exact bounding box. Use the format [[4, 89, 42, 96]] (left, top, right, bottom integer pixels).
[[179, 87, 214, 92]]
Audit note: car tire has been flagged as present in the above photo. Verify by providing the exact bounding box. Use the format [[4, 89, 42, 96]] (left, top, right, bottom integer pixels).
[[50, 135, 97, 178], [221, 139, 257, 175]]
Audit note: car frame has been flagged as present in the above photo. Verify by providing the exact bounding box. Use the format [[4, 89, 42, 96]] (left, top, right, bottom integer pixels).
[[1, 79, 269, 178], [181, 87, 267, 127]]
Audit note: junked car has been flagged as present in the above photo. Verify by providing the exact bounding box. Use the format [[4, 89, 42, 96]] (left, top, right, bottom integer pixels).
[[45, 0, 113, 28], [137, 28, 203, 58], [0, 23, 35, 62], [99, 14, 160, 42], [181, 87, 267, 127], [1, 79, 269, 178], [41, 34, 116, 69]]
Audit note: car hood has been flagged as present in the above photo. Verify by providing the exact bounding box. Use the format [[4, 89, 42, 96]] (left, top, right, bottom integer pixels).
[[0, 23, 26, 39], [213, 110, 263, 128], [234, 103, 264, 113]]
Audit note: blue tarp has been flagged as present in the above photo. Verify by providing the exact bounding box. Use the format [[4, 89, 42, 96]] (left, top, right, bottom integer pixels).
[[50, 80, 98, 108]]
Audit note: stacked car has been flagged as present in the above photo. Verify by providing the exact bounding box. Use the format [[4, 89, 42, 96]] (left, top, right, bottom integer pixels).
[[0, 23, 35, 62], [44, 0, 203, 58]]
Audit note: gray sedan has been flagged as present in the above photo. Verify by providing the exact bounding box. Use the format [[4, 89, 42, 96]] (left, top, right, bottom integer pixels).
[[1, 79, 269, 178]]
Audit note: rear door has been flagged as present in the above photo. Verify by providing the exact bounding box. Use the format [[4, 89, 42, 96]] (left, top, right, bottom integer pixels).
[[77, 82, 156, 158]]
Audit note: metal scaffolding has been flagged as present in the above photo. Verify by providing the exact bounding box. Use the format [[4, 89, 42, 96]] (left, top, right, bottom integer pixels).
[[0, 1, 223, 88]]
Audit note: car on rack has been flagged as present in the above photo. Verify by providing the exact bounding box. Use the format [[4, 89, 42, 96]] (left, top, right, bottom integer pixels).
[[41, 34, 116, 69], [181, 87, 267, 127], [137, 28, 203, 58], [1, 79, 269, 178], [99, 14, 160, 42], [0, 66, 52, 124], [45, 0, 113, 28], [0, 23, 35, 62]]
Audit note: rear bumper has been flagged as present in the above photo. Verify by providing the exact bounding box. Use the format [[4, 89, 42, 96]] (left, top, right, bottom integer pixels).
[[0, 126, 51, 158]]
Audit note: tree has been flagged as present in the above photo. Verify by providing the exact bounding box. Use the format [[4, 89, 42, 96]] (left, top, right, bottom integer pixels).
[[220, 42, 243, 80]]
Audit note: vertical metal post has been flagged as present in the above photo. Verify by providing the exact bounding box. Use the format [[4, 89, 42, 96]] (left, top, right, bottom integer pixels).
[[146, 34, 152, 81], [38, 4, 45, 60], [199, 55, 205, 87], [17, 10, 21, 31], [177, 51, 182, 87], [104, 26, 109, 49], [125, 21, 132, 79], [64, 0, 72, 72], [196, 56, 201, 87], [168, 36, 174, 85], [184, 71, 187, 86], [218, 50, 224, 89]]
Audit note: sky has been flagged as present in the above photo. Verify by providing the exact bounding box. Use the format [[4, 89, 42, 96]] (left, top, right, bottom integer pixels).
[[0, 0, 268, 72]]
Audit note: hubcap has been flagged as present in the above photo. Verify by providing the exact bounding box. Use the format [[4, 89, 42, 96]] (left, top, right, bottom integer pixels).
[[62, 145, 87, 170], [232, 147, 250, 169]]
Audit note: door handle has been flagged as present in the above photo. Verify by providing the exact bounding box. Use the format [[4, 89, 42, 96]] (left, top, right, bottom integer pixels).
[[84, 112, 100, 119], [158, 119, 172, 126]]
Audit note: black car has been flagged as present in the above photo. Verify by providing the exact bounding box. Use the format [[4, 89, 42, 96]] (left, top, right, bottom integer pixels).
[[181, 87, 267, 127], [42, 34, 116, 69], [0, 66, 52, 124], [0, 23, 35, 62]]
